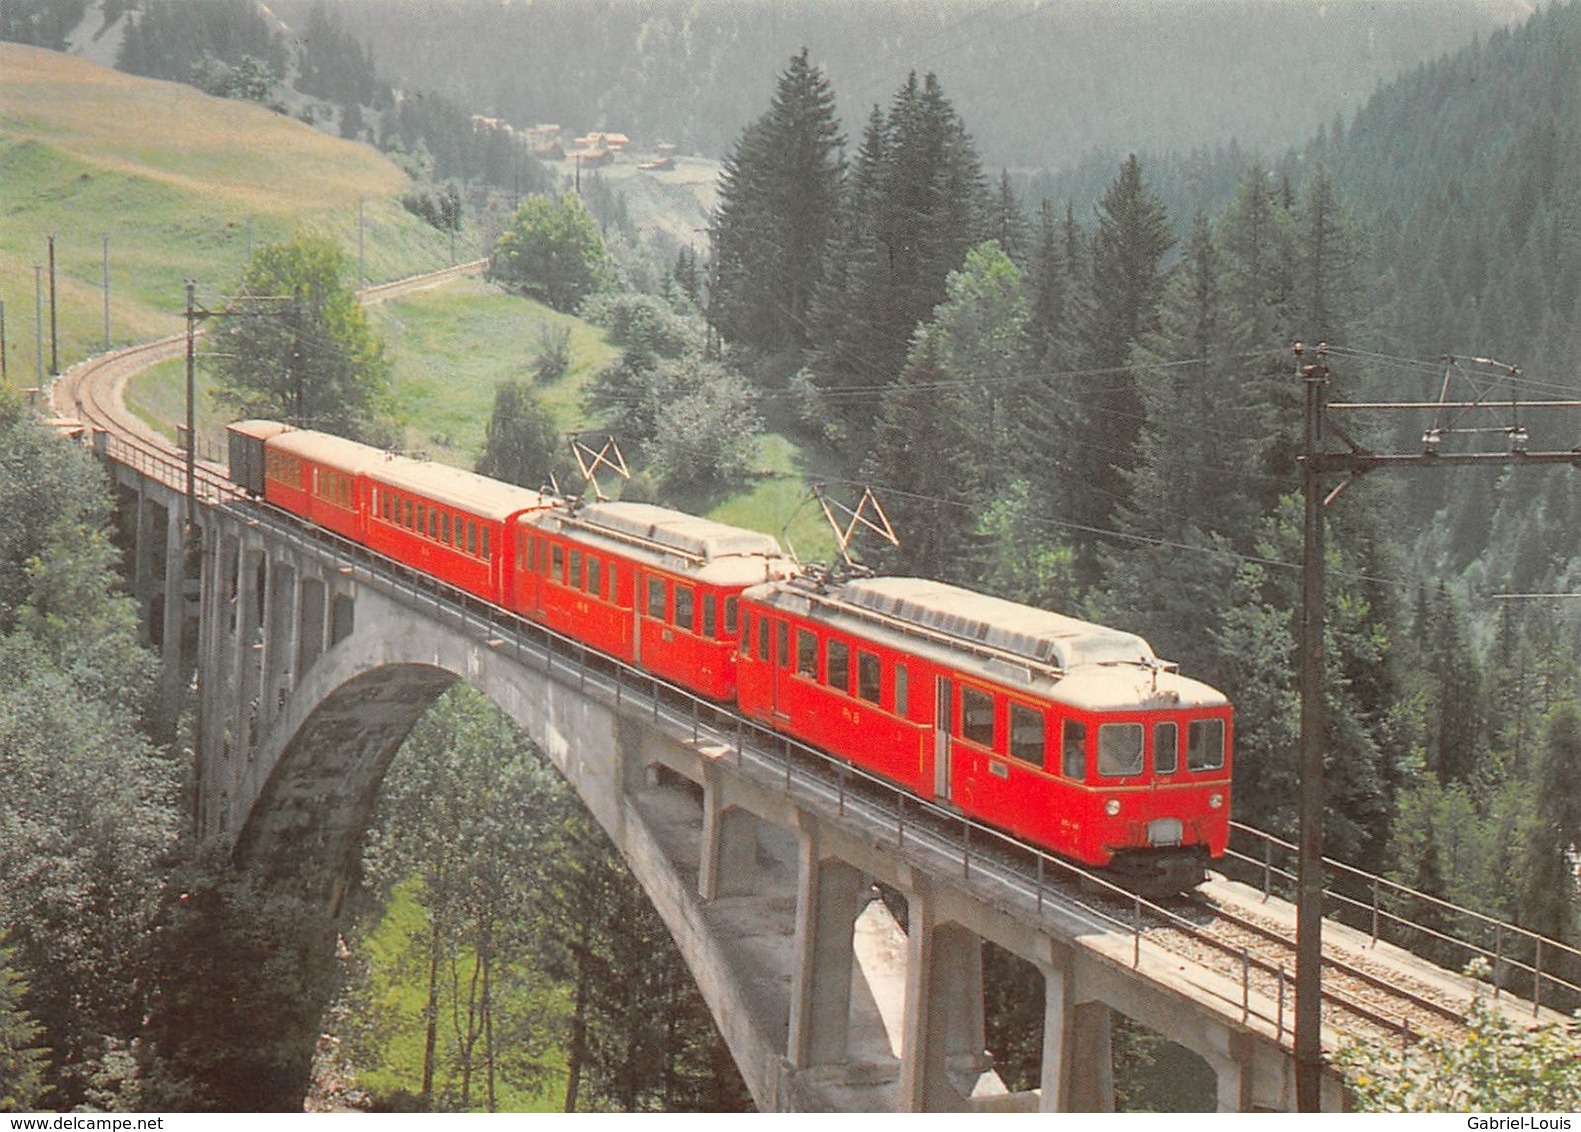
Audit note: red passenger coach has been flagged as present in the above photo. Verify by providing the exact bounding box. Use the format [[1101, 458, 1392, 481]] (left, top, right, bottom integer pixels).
[[364, 457, 558, 605], [245, 426, 379, 544], [519, 502, 798, 701], [738, 575, 1231, 889]]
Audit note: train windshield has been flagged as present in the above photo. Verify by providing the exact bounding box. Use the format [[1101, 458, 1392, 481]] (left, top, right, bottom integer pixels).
[[1097, 722, 1144, 777], [1187, 718, 1226, 771]]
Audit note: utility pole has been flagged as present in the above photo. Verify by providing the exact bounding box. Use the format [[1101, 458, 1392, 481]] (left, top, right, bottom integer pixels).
[[1293, 344, 1581, 1111], [1295, 341, 1327, 1113], [103, 234, 112, 350], [33, 265, 43, 388], [185, 281, 199, 533], [47, 234, 58, 376]]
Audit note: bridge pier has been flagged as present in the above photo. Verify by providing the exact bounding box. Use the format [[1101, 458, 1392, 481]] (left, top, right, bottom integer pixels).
[[898, 885, 991, 1111], [787, 834, 867, 1071]]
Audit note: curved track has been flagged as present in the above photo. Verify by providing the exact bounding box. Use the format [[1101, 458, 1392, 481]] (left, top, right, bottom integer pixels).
[[51, 255, 1552, 1065]]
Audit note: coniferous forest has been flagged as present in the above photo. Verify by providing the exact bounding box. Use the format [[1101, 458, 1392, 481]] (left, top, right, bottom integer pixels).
[[2, 0, 1580, 1113]]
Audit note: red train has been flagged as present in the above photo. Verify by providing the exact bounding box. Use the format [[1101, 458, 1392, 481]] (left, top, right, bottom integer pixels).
[[228, 421, 1231, 891]]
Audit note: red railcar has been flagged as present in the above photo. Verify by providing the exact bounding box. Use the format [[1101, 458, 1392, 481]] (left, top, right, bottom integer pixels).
[[226, 420, 1232, 889], [517, 501, 799, 701], [737, 575, 1231, 889], [364, 456, 558, 605]]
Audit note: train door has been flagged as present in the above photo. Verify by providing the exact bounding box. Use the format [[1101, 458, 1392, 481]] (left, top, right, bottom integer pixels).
[[934, 677, 953, 802], [772, 619, 789, 720]]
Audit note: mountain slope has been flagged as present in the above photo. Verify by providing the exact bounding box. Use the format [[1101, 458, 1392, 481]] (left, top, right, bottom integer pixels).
[[0, 43, 439, 378]]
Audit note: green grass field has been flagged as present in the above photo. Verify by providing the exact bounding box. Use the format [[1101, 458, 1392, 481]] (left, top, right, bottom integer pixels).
[[0, 42, 451, 390]]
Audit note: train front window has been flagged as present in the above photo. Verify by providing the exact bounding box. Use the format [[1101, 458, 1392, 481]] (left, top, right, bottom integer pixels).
[[702, 594, 717, 637], [1062, 721, 1086, 780], [1098, 723, 1144, 777], [1010, 705, 1045, 767], [724, 596, 739, 635], [674, 586, 695, 631], [647, 578, 666, 619], [1154, 722, 1179, 774], [1188, 718, 1226, 771], [757, 615, 770, 661]]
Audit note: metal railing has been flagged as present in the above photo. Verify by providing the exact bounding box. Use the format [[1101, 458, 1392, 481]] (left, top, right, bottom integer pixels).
[[1226, 821, 1581, 1017]]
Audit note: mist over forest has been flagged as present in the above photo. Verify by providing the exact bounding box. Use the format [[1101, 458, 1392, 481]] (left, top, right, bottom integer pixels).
[[267, 0, 1529, 171]]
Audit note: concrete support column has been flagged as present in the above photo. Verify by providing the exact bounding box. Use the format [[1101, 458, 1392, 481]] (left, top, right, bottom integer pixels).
[[1038, 961, 1068, 1112], [1067, 1000, 1116, 1112], [230, 547, 264, 769], [298, 576, 327, 674], [133, 488, 159, 645], [899, 891, 988, 1111], [1210, 1053, 1248, 1113], [699, 769, 759, 900], [787, 834, 866, 1069], [157, 499, 188, 728], [263, 558, 298, 729]]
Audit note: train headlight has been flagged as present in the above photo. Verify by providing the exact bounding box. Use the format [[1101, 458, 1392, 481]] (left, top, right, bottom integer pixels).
[[1208, 792, 1224, 810], [1104, 798, 1121, 817]]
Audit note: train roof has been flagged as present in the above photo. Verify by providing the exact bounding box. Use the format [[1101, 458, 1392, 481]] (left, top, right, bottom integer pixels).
[[228, 419, 293, 442], [840, 576, 1156, 670], [367, 457, 560, 521], [749, 575, 1229, 712], [530, 501, 798, 586], [265, 427, 384, 473]]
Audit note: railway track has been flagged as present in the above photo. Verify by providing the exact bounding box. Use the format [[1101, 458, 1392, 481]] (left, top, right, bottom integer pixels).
[[48, 259, 489, 475], [48, 253, 1564, 1068]]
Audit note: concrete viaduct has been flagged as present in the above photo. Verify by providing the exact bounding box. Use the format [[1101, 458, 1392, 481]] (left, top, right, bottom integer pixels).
[[95, 432, 1359, 1114]]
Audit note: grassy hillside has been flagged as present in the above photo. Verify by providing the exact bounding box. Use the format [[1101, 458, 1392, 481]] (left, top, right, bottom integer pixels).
[[0, 42, 454, 389]]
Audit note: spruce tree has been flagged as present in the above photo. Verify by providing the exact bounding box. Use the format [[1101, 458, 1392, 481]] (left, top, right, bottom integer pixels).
[[709, 48, 844, 356], [1062, 155, 1174, 550]]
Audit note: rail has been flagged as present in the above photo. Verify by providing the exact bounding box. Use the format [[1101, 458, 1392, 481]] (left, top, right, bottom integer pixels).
[[51, 260, 1565, 1060], [1226, 821, 1581, 1016], [209, 483, 1475, 1053]]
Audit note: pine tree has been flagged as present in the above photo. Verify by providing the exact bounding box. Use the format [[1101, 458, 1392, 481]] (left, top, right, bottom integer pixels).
[[1061, 155, 1174, 550], [709, 49, 844, 355], [809, 72, 989, 431]]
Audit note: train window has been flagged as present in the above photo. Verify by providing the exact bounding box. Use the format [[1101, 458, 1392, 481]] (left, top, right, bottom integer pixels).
[[739, 611, 752, 656], [569, 551, 583, 589], [827, 639, 850, 692], [445, 513, 455, 545], [776, 621, 788, 668], [1154, 722, 1179, 774], [1098, 723, 1145, 777], [606, 562, 617, 601], [467, 521, 478, 556], [1010, 704, 1045, 767], [647, 577, 666, 619], [961, 688, 995, 747], [480, 527, 490, 561], [796, 628, 817, 677], [1062, 721, 1087, 780], [857, 652, 881, 704], [702, 594, 717, 637], [429, 508, 440, 541], [674, 586, 695, 631], [416, 502, 426, 534], [757, 616, 770, 661], [895, 664, 910, 718], [551, 545, 564, 583], [587, 556, 602, 597], [724, 596, 739, 635], [1188, 719, 1226, 771]]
